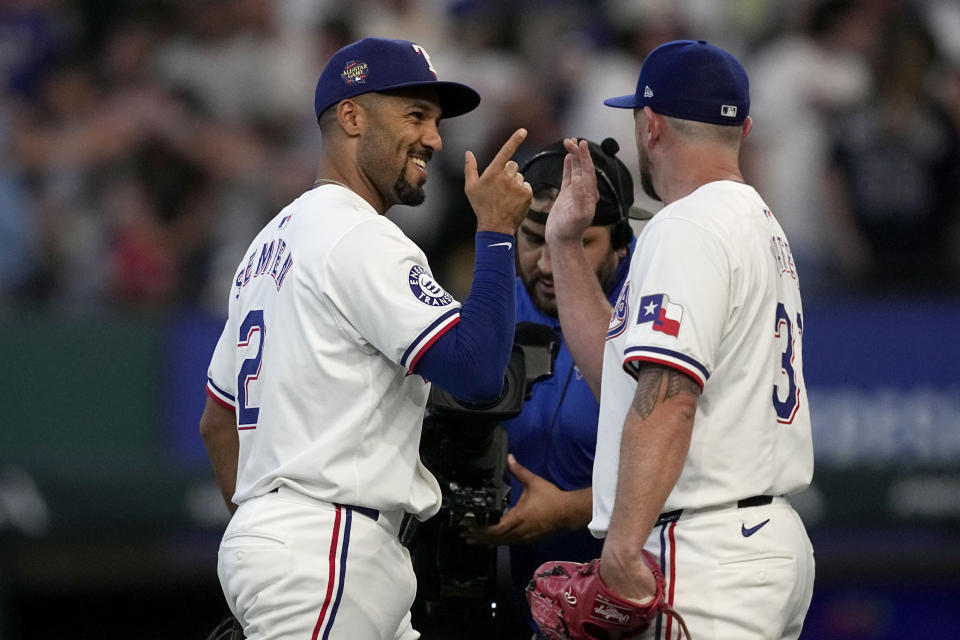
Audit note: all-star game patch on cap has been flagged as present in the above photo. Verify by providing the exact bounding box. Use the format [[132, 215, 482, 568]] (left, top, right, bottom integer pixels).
[[314, 37, 481, 122], [604, 40, 749, 126]]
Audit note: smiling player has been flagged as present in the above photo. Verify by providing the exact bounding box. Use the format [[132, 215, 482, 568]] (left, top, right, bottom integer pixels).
[[199, 38, 532, 640]]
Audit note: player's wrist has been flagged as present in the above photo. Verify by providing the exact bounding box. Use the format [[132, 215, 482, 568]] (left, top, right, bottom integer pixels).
[[544, 229, 587, 251], [474, 230, 517, 254], [601, 539, 650, 582], [476, 222, 519, 235]]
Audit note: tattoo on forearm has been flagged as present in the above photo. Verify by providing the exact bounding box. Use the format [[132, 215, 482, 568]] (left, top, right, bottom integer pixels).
[[632, 367, 665, 419], [631, 365, 701, 420]]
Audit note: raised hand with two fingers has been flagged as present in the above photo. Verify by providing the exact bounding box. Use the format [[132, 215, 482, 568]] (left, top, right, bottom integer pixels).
[[464, 128, 533, 235]]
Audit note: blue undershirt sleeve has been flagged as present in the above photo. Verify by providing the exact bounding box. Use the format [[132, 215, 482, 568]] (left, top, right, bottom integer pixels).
[[413, 231, 516, 404]]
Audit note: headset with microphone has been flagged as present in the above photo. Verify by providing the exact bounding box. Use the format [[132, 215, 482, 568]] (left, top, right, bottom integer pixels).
[[518, 137, 636, 249]]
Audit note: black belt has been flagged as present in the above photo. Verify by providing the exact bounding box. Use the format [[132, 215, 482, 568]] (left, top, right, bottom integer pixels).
[[267, 488, 380, 522], [342, 504, 380, 521], [655, 495, 773, 527]]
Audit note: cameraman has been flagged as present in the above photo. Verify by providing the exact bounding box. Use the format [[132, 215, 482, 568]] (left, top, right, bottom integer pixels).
[[465, 138, 642, 639]]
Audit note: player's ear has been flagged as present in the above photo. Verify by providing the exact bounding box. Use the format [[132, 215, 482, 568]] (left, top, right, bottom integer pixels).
[[337, 99, 364, 137], [643, 107, 662, 145], [740, 116, 753, 141]]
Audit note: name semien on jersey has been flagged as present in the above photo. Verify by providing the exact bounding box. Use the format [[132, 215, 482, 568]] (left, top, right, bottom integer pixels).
[[234, 236, 294, 298]]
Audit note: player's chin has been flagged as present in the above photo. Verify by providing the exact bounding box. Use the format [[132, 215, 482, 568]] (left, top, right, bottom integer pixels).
[[394, 178, 426, 207]]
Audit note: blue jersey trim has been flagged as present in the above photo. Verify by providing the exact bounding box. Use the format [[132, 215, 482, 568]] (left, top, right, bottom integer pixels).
[[206, 377, 236, 402], [401, 307, 460, 366], [624, 346, 710, 381]]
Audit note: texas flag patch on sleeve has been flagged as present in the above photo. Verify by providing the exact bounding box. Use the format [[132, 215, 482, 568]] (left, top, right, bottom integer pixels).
[[636, 293, 683, 337]]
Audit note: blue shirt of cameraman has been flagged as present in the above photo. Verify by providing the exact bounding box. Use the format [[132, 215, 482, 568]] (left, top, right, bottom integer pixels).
[[503, 238, 634, 631]]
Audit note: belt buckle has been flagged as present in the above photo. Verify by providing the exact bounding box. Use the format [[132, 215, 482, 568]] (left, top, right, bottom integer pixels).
[[655, 509, 683, 526]]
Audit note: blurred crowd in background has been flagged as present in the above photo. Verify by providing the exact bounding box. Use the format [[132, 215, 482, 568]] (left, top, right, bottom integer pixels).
[[1, 3, 958, 637], [2, 0, 960, 318]]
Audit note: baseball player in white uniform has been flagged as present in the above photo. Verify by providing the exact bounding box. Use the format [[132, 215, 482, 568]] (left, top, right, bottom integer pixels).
[[199, 38, 532, 640], [541, 40, 815, 639]]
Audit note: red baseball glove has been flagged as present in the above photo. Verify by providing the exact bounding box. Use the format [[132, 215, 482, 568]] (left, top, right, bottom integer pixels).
[[525, 551, 690, 640]]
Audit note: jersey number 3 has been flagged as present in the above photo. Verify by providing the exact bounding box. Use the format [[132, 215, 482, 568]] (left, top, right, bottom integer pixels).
[[237, 309, 265, 429], [773, 302, 801, 424]]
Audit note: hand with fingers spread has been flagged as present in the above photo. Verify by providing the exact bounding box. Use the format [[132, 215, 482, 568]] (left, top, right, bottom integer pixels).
[[464, 128, 533, 235], [544, 138, 600, 247], [464, 454, 590, 546]]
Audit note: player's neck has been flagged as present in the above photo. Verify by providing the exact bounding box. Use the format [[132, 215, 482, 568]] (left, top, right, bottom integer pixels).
[[315, 159, 388, 214], [655, 148, 744, 205]]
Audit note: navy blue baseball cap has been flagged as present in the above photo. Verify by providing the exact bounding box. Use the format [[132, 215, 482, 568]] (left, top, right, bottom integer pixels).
[[604, 40, 749, 126], [314, 38, 481, 122]]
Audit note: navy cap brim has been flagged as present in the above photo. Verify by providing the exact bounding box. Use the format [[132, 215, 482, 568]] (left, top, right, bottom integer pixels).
[[603, 94, 641, 109], [379, 79, 480, 118]]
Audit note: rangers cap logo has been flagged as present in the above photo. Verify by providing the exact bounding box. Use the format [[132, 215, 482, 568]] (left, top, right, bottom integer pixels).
[[315, 38, 480, 121], [408, 265, 453, 307]]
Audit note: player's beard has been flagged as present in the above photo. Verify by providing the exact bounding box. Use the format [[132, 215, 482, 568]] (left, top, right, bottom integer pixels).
[[393, 168, 426, 206], [357, 123, 428, 207], [638, 145, 660, 202]]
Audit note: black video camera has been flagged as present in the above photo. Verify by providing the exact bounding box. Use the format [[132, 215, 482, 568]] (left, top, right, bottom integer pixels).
[[412, 322, 558, 637]]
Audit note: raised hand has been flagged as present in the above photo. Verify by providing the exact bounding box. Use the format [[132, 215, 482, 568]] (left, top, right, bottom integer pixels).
[[544, 138, 599, 246], [464, 128, 533, 235]]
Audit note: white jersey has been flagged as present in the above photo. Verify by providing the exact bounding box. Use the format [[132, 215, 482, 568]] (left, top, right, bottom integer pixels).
[[591, 180, 813, 536], [206, 184, 459, 519]]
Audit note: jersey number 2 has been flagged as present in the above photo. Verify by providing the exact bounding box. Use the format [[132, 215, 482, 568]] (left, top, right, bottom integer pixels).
[[773, 302, 801, 424], [237, 309, 265, 429]]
